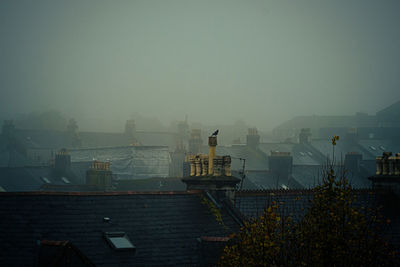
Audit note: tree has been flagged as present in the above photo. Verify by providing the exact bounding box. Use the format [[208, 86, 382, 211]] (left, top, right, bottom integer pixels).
[[16, 110, 67, 130], [219, 136, 398, 266], [219, 202, 292, 266], [66, 118, 82, 147], [66, 118, 78, 133]]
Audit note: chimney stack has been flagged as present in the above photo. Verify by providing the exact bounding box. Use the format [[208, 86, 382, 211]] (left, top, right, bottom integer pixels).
[[54, 149, 71, 175], [86, 161, 113, 191], [169, 142, 186, 177], [299, 128, 311, 144], [188, 129, 203, 154], [182, 133, 239, 203], [369, 152, 400, 197], [268, 151, 293, 185], [246, 128, 260, 149], [208, 136, 217, 175], [345, 128, 358, 143], [124, 120, 136, 137]]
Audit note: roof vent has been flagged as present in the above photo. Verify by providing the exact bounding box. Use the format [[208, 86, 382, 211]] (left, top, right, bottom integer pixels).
[[61, 177, 70, 184], [41, 177, 51, 184], [104, 232, 136, 253]]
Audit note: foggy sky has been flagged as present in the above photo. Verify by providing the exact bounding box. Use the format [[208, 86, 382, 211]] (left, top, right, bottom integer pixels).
[[1, 0, 400, 131]]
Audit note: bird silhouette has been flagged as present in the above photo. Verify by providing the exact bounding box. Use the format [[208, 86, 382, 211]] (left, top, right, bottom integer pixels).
[[211, 129, 219, 136]]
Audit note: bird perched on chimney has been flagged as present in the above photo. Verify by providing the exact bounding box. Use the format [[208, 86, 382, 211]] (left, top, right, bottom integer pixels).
[[211, 129, 219, 136]]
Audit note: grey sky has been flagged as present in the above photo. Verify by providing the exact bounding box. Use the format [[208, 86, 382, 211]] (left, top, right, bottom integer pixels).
[[1, 0, 399, 131]]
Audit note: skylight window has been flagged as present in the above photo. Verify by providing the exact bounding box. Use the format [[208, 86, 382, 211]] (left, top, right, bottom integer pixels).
[[379, 146, 386, 151], [61, 177, 70, 184], [41, 177, 51, 184], [104, 232, 136, 252], [369, 146, 377, 151]]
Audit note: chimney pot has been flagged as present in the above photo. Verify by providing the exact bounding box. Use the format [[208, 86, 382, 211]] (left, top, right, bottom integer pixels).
[[382, 152, 392, 175], [195, 156, 202, 177], [208, 136, 217, 175]]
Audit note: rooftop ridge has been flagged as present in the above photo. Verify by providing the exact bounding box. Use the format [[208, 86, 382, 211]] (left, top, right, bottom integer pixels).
[[0, 190, 203, 196], [236, 188, 381, 196], [69, 145, 169, 151]]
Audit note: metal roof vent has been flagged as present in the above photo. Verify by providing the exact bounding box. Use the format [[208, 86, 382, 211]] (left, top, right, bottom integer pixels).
[[104, 232, 136, 253], [41, 177, 51, 184], [61, 177, 71, 184]]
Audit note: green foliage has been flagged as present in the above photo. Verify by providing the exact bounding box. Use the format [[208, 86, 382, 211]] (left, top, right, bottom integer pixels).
[[66, 118, 78, 133], [219, 203, 292, 266], [219, 136, 398, 266], [292, 168, 396, 266], [201, 194, 227, 229]]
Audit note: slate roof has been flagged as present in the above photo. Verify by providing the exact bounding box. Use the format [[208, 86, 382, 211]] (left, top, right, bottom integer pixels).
[[79, 132, 131, 148], [376, 100, 400, 117], [309, 139, 362, 163], [273, 115, 377, 133], [238, 170, 303, 190], [236, 189, 387, 219], [8, 128, 179, 151], [357, 139, 400, 160], [291, 164, 373, 189], [235, 189, 314, 220], [79, 131, 179, 150], [14, 129, 74, 149], [290, 165, 323, 189], [135, 131, 179, 150], [115, 177, 187, 191], [69, 146, 170, 179], [0, 162, 89, 192], [258, 142, 321, 166], [231, 170, 260, 190], [0, 191, 240, 267], [0, 148, 32, 167]]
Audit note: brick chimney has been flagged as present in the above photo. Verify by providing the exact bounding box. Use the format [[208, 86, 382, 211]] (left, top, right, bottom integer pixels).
[[182, 134, 240, 203], [246, 128, 260, 149], [169, 142, 186, 177], [208, 136, 217, 175], [188, 129, 203, 154], [54, 149, 71, 175], [268, 151, 293, 185], [369, 152, 400, 196], [86, 161, 113, 191], [299, 128, 311, 144], [124, 120, 136, 138]]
